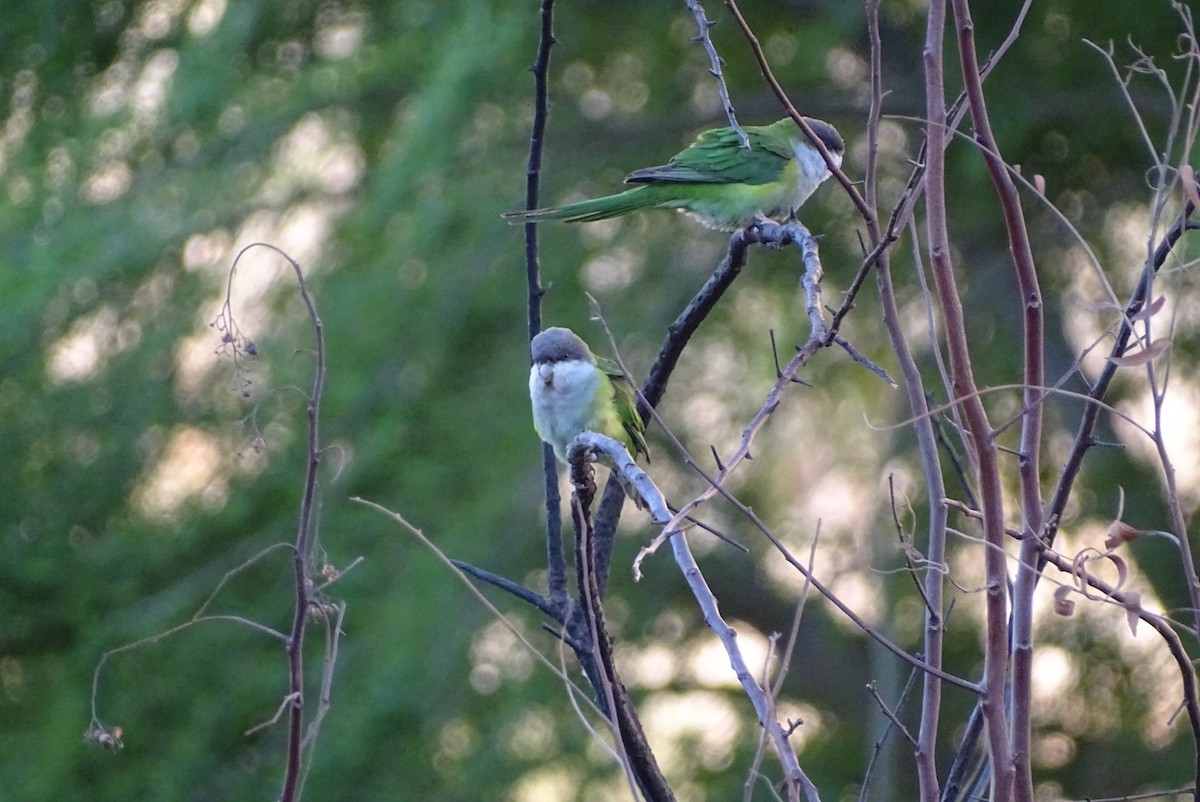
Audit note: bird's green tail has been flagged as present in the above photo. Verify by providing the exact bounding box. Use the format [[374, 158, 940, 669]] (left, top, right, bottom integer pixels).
[[502, 186, 659, 224]]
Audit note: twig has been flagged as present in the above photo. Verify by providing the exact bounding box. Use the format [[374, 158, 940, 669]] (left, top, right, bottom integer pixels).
[[352, 497, 605, 715], [685, 0, 749, 147], [1042, 201, 1194, 554], [517, 0, 568, 613], [634, 221, 827, 572], [832, 335, 896, 386], [887, 475, 935, 615], [667, 526, 819, 802], [723, 0, 870, 221], [449, 559, 558, 617], [569, 444, 675, 802], [747, 528, 822, 802], [859, 670, 921, 802], [593, 223, 754, 593], [1033, 541, 1200, 794], [866, 681, 919, 749], [232, 245, 327, 802], [89, 613, 289, 733]]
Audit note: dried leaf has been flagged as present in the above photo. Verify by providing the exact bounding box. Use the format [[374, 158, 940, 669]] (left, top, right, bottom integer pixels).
[[1054, 585, 1076, 617], [1129, 295, 1167, 324], [1107, 338, 1171, 367], [1104, 520, 1141, 550], [84, 724, 125, 752], [1123, 590, 1142, 637], [1082, 299, 1124, 314], [1108, 553, 1130, 591], [1182, 164, 1200, 210]]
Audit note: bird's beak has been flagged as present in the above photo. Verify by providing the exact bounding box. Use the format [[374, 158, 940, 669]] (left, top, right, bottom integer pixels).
[[537, 363, 554, 387]]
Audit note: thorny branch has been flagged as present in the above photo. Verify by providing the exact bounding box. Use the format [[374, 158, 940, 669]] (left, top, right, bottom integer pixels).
[[568, 444, 676, 802], [685, 0, 749, 147], [517, 0, 569, 614]]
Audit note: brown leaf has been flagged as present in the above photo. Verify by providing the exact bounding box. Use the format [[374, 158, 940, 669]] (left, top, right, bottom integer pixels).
[[1129, 295, 1167, 324], [1108, 553, 1130, 591], [1104, 520, 1141, 550], [1054, 585, 1076, 617], [1107, 338, 1171, 367], [1123, 590, 1142, 637], [1182, 164, 1200, 210]]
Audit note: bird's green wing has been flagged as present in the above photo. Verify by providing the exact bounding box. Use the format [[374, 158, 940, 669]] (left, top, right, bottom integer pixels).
[[624, 122, 794, 187], [597, 356, 650, 462]]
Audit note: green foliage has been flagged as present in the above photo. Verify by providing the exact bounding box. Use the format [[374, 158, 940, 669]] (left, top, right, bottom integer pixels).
[[0, 1, 1196, 800]]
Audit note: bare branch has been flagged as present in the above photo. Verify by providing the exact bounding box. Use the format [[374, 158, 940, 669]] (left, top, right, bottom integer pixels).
[[571, 433, 671, 524], [684, 0, 749, 147], [925, 4, 1013, 800], [665, 526, 819, 802]]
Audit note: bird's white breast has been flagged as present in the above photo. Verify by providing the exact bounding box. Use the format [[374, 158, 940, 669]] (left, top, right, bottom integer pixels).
[[529, 359, 603, 461], [790, 138, 841, 209]]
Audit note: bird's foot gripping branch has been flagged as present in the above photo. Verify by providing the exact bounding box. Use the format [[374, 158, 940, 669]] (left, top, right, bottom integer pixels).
[[566, 433, 671, 524], [739, 218, 828, 343]]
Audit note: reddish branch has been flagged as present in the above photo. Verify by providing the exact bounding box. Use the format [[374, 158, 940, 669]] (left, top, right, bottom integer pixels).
[[857, 0, 949, 797], [948, 1, 1043, 799], [924, 2, 1014, 801]]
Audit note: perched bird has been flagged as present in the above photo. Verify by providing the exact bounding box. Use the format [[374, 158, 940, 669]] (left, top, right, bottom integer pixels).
[[529, 326, 648, 468], [503, 117, 844, 231]]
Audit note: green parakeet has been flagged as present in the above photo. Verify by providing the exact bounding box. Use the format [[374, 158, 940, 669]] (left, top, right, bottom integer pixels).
[[529, 326, 648, 466], [505, 117, 844, 231]]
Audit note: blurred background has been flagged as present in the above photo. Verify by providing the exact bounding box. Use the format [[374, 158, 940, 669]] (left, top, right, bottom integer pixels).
[[2, 0, 1198, 799]]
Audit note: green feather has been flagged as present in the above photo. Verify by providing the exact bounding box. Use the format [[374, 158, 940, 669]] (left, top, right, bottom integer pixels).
[[625, 118, 796, 186], [503, 186, 661, 224], [597, 355, 649, 462], [503, 117, 843, 231]]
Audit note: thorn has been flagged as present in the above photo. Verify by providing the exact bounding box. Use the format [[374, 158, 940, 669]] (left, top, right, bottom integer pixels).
[[683, 514, 747, 552], [710, 444, 725, 472], [770, 329, 784, 377]]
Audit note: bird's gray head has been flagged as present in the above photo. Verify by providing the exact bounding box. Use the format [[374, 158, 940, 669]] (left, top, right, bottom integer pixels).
[[802, 117, 845, 157], [801, 117, 849, 158], [531, 327, 593, 365]]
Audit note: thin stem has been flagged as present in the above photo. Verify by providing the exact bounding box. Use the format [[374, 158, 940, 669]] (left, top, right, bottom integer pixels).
[[276, 248, 325, 802], [519, 0, 567, 612], [685, 0, 748, 147], [723, 0, 873, 225], [858, 1, 948, 798], [568, 447, 675, 801], [594, 226, 753, 592]]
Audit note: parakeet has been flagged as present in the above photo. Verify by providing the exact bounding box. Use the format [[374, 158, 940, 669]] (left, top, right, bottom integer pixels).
[[504, 117, 844, 231], [529, 326, 648, 467]]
